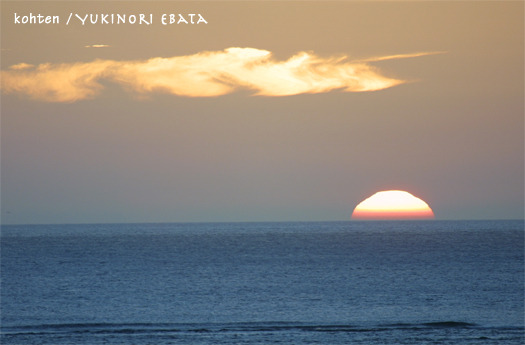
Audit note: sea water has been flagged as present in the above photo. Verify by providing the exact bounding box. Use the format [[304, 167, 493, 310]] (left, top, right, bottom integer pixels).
[[1, 220, 523, 344]]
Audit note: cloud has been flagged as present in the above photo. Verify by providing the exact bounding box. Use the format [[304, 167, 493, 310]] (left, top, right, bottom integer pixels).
[[1, 60, 114, 102], [0, 47, 436, 102], [85, 44, 111, 48], [357, 51, 446, 63], [9, 63, 35, 70]]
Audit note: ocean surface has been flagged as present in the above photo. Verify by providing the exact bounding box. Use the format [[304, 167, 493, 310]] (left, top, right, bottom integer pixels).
[[1, 220, 523, 344]]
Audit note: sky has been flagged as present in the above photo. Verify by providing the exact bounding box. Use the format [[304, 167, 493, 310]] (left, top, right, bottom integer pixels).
[[1, 1, 523, 224]]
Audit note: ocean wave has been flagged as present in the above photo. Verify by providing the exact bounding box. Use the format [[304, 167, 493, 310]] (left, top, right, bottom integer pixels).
[[1, 320, 507, 336], [2, 321, 523, 345]]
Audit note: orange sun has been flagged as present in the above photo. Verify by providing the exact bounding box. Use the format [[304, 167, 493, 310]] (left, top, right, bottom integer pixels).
[[352, 190, 435, 220]]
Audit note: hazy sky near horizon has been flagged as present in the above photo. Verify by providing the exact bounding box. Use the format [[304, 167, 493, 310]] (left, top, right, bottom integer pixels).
[[1, 1, 523, 224]]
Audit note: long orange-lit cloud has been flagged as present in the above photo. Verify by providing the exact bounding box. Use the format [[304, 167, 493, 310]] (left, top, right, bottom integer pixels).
[[1, 47, 437, 102]]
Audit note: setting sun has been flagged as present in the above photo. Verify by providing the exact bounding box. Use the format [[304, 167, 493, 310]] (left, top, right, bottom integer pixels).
[[352, 190, 435, 220]]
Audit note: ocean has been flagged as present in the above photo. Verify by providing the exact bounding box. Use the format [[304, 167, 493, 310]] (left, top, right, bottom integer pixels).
[[1, 220, 523, 344]]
